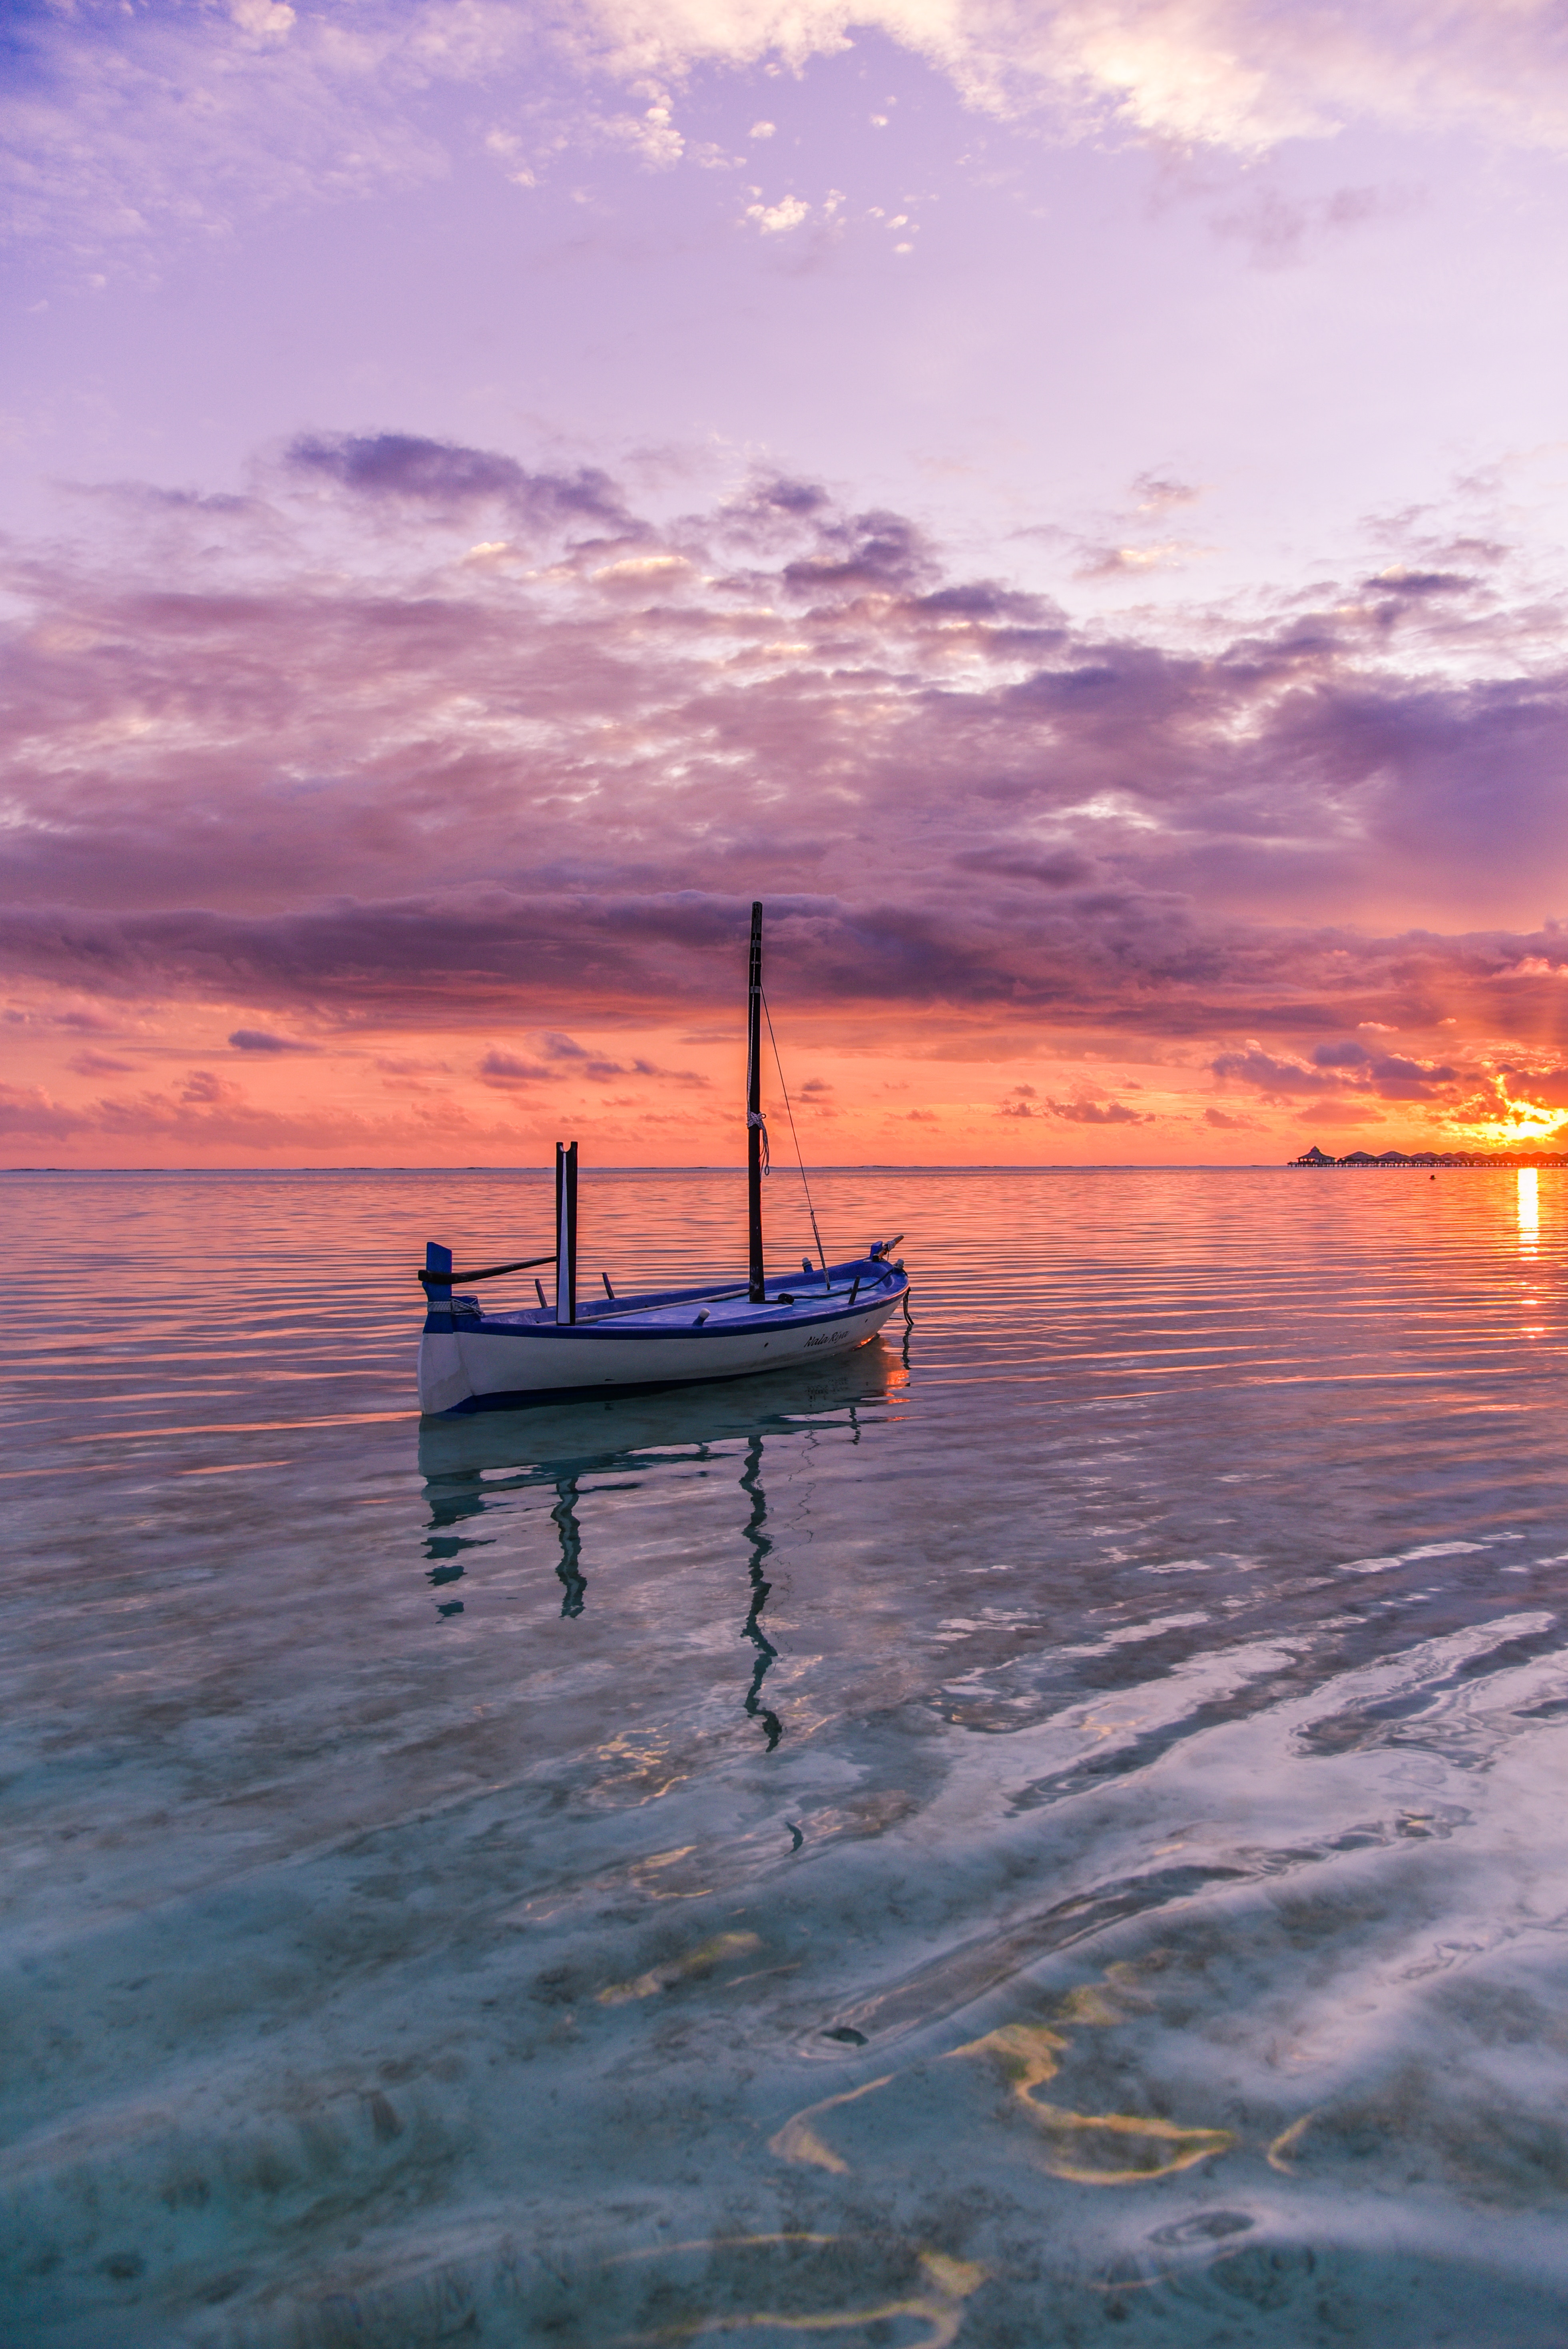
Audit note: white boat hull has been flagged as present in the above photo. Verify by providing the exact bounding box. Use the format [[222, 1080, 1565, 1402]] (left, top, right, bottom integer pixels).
[[419, 1262, 907, 1416]]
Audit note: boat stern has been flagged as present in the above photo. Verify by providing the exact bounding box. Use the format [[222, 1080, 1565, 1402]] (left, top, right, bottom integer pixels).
[[419, 1328, 476, 1416]]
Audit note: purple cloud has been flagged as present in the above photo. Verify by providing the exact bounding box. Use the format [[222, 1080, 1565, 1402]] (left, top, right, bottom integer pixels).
[[286, 435, 633, 534], [479, 1051, 560, 1086], [782, 509, 934, 594], [1213, 1043, 1459, 1103], [229, 1027, 317, 1053], [1211, 1051, 1326, 1096]]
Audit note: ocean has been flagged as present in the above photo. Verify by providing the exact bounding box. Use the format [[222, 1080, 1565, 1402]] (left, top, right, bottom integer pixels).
[[6, 1164, 1568, 2345]]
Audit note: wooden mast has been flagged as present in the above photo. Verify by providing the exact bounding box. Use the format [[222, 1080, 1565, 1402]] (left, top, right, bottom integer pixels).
[[747, 901, 765, 1302], [554, 1139, 578, 1324]]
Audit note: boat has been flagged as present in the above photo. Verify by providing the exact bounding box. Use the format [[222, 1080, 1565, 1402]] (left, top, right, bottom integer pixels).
[[416, 902, 910, 1414]]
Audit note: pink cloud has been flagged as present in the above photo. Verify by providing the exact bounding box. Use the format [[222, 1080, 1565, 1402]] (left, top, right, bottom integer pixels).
[[4, 434, 1568, 1158], [1046, 1096, 1151, 1125]]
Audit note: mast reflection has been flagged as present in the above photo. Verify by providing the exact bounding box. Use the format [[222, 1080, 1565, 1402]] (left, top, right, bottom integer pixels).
[[551, 1475, 586, 1617], [415, 1350, 909, 1718], [739, 1434, 783, 1751]]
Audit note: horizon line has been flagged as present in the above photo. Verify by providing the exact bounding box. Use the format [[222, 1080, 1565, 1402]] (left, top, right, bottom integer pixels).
[[2, 1159, 1543, 1176]]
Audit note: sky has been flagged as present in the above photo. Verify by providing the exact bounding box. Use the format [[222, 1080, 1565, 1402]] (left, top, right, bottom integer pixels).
[[5, 0, 1568, 1167]]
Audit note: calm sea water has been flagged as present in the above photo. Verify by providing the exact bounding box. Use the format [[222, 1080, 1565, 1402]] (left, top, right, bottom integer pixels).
[[7, 1165, 1568, 2346]]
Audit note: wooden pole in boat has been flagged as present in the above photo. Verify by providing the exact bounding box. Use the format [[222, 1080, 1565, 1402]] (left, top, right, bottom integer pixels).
[[555, 1140, 578, 1324], [424, 1242, 452, 1316], [747, 901, 765, 1303]]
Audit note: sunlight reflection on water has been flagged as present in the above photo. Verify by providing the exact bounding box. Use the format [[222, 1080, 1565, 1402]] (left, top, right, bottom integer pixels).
[[7, 1166, 1568, 2345]]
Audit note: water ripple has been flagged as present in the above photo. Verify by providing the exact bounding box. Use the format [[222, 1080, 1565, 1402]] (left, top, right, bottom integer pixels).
[[6, 1166, 1568, 2343]]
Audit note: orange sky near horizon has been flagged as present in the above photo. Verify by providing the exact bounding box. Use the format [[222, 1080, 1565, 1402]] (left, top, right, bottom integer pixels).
[[9, 981, 1568, 1169]]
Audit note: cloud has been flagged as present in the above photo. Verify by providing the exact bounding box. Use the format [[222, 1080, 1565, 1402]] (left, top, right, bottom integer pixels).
[[1212, 1049, 1359, 1098], [726, 476, 833, 530], [1133, 473, 1201, 513], [232, 1, 296, 38], [1075, 540, 1197, 580], [5, 431, 1568, 1156], [479, 1049, 560, 1086], [915, 582, 1059, 625], [0, 1073, 540, 1164], [228, 1026, 317, 1052], [1213, 1044, 1458, 1103], [1494, 1063, 1568, 1109], [13, 0, 1568, 288], [781, 508, 934, 593], [1046, 1095, 1151, 1124], [743, 193, 810, 235], [480, 1037, 708, 1088], [574, 0, 1568, 155], [286, 435, 632, 533], [955, 848, 1098, 889], [590, 1057, 711, 1085], [1207, 179, 1420, 268], [2, 0, 452, 268]]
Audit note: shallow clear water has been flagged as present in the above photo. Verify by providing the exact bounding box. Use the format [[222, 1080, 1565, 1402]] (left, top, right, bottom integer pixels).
[[7, 1165, 1568, 2346]]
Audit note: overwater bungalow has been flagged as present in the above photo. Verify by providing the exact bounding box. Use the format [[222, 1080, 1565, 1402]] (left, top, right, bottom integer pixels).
[[1290, 1145, 1568, 1168]]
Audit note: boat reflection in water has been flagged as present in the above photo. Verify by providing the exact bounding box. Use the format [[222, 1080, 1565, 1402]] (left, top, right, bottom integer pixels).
[[418, 1343, 909, 1749]]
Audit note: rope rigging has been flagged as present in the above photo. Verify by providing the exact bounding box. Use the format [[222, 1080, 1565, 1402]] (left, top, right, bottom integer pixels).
[[761, 988, 829, 1276]]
